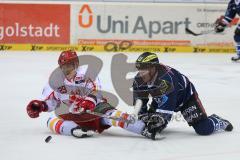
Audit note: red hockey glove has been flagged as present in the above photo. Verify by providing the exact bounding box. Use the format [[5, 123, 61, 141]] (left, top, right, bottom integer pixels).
[[27, 100, 48, 118], [70, 94, 96, 113], [69, 94, 84, 105], [78, 98, 96, 112]]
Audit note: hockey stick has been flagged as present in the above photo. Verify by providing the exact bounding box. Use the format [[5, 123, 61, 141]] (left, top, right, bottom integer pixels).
[[185, 27, 215, 36], [133, 99, 142, 117], [85, 110, 136, 125]]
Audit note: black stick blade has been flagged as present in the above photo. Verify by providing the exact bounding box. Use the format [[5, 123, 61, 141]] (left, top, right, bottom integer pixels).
[[185, 28, 202, 36]]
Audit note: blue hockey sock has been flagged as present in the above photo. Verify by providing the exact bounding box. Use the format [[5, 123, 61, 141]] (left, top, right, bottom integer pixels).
[[193, 114, 232, 135], [235, 44, 240, 57], [192, 118, 215, 135]]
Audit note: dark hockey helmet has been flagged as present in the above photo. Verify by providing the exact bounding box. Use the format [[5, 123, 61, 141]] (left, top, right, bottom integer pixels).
[[135, 52, 159, 69], [58, 50, 79, 67]]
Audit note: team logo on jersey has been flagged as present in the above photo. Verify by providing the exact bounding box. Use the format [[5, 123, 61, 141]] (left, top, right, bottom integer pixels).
[[150, 80, 173, 97], [154, 95, 168, 108]]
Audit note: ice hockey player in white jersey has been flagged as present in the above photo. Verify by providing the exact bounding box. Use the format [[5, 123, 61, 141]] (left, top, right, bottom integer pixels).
[[26, 50, 163, 140]]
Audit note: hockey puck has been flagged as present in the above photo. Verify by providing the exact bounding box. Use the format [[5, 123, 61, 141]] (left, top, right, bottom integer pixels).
[[45, 136, 52, 143]]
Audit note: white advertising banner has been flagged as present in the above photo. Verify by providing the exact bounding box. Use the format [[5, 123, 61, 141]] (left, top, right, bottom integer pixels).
[[71, 3, 236, 48]]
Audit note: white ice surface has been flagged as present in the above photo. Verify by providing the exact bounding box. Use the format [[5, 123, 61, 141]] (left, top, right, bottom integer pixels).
[[0, 51, 239, 160]]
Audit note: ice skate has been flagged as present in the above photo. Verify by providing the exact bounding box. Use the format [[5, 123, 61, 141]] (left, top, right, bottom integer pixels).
[[71, 126, 94, 138], [211, 114, 233, 131], [231, 55, 240, 62]]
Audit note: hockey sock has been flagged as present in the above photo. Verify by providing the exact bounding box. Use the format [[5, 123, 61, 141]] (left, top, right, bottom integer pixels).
[[192, 118, 215, 135], [47, 116, 78, 136], [235, 44, 240, 57], [192, 114, 231, 135], [101, 110, 145, 134]]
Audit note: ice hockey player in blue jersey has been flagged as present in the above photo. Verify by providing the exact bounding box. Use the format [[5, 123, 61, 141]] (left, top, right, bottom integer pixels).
[[133, 52, 233, 136], [215, 0, 240, 61]]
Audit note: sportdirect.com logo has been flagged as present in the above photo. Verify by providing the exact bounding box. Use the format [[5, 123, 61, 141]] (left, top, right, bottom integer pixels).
[[78, 4, 191, 38]]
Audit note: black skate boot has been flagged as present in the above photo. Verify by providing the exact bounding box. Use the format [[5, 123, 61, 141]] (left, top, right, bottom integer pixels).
[[71, 126, 94, 138], [231, 55, 240, 62], [211, 114, 233, 131]]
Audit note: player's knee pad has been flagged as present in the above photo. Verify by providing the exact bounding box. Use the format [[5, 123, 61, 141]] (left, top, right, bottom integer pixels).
[[47, 116, 78, 136], [192, 118, 215, 135]]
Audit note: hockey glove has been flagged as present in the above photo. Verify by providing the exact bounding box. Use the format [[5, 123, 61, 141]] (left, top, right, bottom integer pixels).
[[214, 16, 227, 33], [139, 113, 167, 134], [27, 100, 48, 118], [69, 95, 96, 113], [78, 98, 96, 112]]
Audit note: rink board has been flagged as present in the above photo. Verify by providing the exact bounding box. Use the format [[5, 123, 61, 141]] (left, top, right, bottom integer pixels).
[[0, 2, 237, 53], [0, 43, 235, 53]]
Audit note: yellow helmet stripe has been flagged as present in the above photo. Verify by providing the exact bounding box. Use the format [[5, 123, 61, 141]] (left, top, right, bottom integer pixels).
[[142, 54, 158, 62]]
